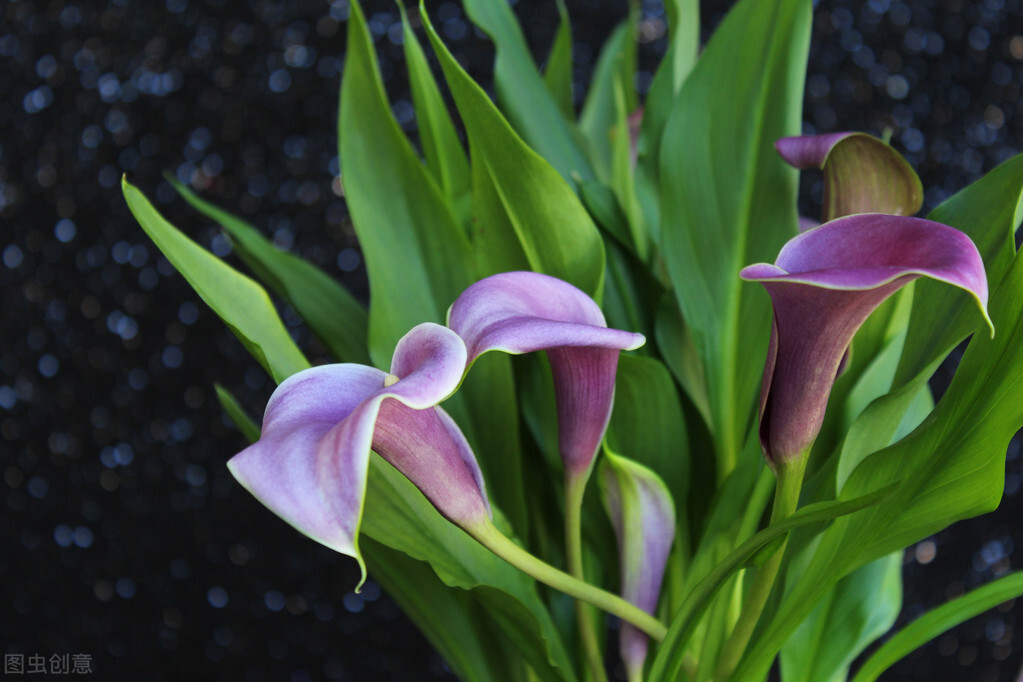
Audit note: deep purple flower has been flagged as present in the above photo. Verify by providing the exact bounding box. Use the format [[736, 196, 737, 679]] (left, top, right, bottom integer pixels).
[[448, 271, 646, 482], [741, 214, 992, 465], [227, 323, 489, 586]]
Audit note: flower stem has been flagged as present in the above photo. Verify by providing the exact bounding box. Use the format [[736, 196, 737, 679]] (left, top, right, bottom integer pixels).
[[469, 521, 668, 642], [713, 456, 807, 680], [565, 473, 608, 682]]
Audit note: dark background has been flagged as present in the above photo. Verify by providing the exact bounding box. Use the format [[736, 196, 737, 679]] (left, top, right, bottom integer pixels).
[[2, 0, 1022, 679]]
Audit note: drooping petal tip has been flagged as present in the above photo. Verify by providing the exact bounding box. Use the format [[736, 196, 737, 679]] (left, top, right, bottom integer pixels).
[[227, 323, 489, 591]]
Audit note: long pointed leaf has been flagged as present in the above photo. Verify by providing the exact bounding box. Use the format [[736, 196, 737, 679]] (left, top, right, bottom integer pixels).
[[169, 177, 370, 365], [339, 0, 473, 367], [122, 177, 309, 383], [851, 572, 1023, 682], [659, 0, 810, 474], [459, 0, 594, 181], [422, 4, 605, 299]]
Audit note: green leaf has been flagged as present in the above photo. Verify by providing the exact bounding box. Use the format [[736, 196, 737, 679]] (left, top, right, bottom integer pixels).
[[733, 247, 1023, 680], [654, 294, 712, 429], [577, 179, 636, 254], [400, 3, 472, 224], [606, 355, 689, 516], [639, 0, 698, 163], [896, 152, 1023, 387], [851, 572, 1023, 682], [780, 552, 902, 682], [422, 4, 606, 300], [362, 456, 577, 681], [543, 0, 575, 120], [579, 16, 635, 183], [214, 383, 261, 443], [339, 0, 473, 367], [364, 539, 531, 682], [459, 0, 594, 182], [646, 484, 896, 682], [659, 0, 810, 475], [364, 539, 525, 682], [168, 177, 370, 365], [122, 177, 309, 383]]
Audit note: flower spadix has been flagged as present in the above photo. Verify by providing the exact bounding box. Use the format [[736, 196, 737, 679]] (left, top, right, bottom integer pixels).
[[601, 452, 675, 681], [741, 214, 992, 466], [227, 322, 489, 587], [447, 271, 646, 482]]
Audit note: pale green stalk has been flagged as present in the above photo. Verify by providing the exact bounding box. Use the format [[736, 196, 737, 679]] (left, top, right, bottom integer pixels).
[[713, 455, 807, 679], [565, 473, 608, 682], [468, 521, 668, 642]]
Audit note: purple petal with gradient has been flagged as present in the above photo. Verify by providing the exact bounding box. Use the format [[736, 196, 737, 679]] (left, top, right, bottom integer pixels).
[[228, 323, 489, 588], [448, 271, 645, 477], [601, 452, 675, 679], [776, 132, 924, 222], [741, 214, 991, 465]]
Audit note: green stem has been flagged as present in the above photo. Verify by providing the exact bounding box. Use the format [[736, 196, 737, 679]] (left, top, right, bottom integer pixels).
[[565, 473, 608, 682], [469, 521, 668, 642], [713, 456, 807, 680]]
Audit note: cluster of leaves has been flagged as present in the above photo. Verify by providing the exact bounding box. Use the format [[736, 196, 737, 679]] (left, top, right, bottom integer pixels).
[[124, 0, 1023, 679]]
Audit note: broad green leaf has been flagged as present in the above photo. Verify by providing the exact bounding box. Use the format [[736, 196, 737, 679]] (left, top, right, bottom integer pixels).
[[400, 3, 471, 224], [896, 152, 1023, 387], [362, 457, 577, 681], [611, 76, 649, 261], [168, 177, 370, 365], [339, 0, 473, 367], [364, 539, 525, 682], [851, 571, 1023, 682], [733, 247, 1023, 680], [602, 238, 660, 343], [543, 0, 574, 120], [123, 177, 309, 383], [606, 355, 689, 517], [639, 0, 698, 162], [423, 5, 606, 300], [646, 484, 896, 682], [579, 16, 635, 182], [780, 552, 901, 682], [214, 383, 261, 443], [659, 0, 810, 475], [459, 0, 594, 182], [577, 179, 636, 254], [655, 294, 712, 429]]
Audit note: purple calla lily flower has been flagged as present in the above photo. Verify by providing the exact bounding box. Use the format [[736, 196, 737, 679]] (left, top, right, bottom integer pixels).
[[741, 214, 992, 465], [227, 322, 489, 587], [601, 452, 675, 681], [447, 271, 646, 482]]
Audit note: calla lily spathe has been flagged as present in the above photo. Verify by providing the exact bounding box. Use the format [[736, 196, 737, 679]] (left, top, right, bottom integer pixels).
[[601, 452, 675, 681], [741, 214, 992, 465], [448, 271, 646, 482], [775, 132, 924, 222], [227, 322, 490, 587]]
